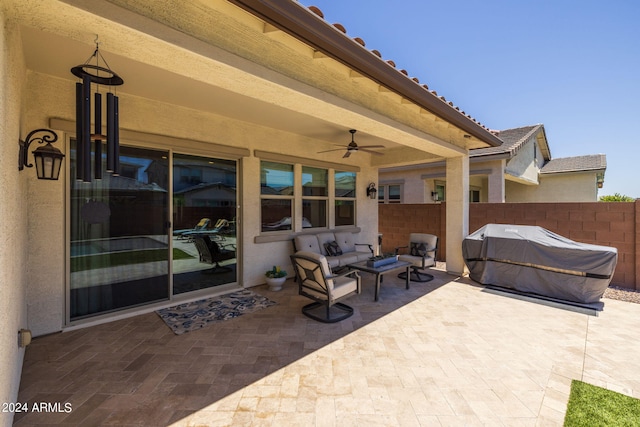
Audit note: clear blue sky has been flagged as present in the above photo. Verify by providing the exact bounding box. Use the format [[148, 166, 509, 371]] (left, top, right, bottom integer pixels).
[[299, 1, 640, 198]]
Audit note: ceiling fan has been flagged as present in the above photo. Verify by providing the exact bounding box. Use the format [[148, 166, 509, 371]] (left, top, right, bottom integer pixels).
[[318, 129, 385, 158]]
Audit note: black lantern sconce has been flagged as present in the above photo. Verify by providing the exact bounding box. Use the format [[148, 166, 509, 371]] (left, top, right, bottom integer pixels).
[[431, 191, 439, 202], [366, 182, 378, 199], [18, 129, 65, 180], [71, 38, 124, 182]]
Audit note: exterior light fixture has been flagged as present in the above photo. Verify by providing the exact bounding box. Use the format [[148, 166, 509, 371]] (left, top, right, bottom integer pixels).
[[18, 128, 65, 180], [71, 37, 124, 182], [366, 182, 378, 199], [18, 329, 32, 348], [431, 191, 439, 202]]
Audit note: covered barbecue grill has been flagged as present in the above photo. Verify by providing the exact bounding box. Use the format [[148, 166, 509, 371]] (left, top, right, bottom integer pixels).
[[463, 224, 617, 304]]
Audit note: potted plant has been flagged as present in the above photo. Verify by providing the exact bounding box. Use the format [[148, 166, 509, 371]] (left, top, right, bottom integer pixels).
[[265, 265, 287, 291]]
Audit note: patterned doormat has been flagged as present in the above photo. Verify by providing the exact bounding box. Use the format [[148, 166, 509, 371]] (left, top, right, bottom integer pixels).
[[156, 289, 277, 335]]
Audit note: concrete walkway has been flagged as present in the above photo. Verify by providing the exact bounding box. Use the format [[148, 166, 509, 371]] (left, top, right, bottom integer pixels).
[[15, 269, 640, 426]]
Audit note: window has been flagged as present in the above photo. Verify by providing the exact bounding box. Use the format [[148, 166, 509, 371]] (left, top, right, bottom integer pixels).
[[179, 167, 202, 185], [378, 184, 402, 204], [469, 187, 480, 203], [261, 161, 294, 231], [260, 162, 357, 232], [434, 181, 446, 202], [302, 166, 328, 228], [335, 171, 356, 226]]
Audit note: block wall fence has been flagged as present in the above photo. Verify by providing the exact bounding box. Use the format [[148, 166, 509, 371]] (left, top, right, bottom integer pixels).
[[379, 201, 639, 291]]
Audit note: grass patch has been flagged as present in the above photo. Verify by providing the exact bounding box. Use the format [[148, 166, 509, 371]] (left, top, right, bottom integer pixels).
[[564, 380, 640, 426], [71, 248, 194, 272]]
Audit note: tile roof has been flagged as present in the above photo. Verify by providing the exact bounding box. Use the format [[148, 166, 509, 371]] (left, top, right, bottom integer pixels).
[[540, 154, 607, 174], [303, 4, 493, 135], [470, 124, 543, 158], [469, 123, 606, 175]]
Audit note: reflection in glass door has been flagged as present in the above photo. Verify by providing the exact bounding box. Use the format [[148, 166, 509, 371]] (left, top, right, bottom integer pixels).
[[172, 154, 237, 294], [69, 143, 170, 320]]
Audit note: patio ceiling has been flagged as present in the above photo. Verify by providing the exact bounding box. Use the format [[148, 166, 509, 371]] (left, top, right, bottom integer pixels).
[[15, 0, 494, 166], [21, 26, 351, 146]]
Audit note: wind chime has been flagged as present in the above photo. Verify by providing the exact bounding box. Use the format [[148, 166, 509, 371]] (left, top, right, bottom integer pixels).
[[71, 38, 124, 182]]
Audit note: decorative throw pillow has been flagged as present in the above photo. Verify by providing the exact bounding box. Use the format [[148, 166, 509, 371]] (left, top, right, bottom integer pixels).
[[324, 241, 343, 256], [410, 242, 428, 257]]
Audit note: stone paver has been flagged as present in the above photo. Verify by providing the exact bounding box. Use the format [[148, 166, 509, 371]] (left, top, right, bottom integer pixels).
[[14, 270, 640, 426]]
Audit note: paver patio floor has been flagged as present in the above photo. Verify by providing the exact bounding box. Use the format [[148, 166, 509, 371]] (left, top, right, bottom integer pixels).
[[14, 268, 640, 426]]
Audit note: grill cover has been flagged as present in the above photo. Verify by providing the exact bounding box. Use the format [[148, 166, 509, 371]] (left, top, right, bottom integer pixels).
[[463, 224, 617, 304]]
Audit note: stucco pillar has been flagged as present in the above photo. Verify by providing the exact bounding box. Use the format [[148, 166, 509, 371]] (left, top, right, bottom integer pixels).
[[488, 160, 505, 203], [1, 14, 28, 425], [446, 155, 469, 275]]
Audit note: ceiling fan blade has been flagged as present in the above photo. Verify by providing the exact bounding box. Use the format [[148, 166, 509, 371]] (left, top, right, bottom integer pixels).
[[342, 150, 351, 158], [318, 147, 347, 153], [358, 145, 385, 149], [359, 148, 384, 156]]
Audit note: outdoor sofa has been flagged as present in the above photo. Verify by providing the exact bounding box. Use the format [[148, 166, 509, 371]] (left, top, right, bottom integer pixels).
[[293, 230, 374, 270]]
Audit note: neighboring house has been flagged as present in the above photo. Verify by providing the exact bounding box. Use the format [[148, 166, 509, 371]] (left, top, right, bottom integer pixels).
[[2, 0, 503, 415], [379, 124, 606, 203]]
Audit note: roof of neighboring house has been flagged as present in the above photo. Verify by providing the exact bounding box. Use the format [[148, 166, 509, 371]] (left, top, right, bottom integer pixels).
[[74, 176, 167, 193], [174, 182, 236, 195], [470, 124, 546, 159], [541, 154, 607, 174]]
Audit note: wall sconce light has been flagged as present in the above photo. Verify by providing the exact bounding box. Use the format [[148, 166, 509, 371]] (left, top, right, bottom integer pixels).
[[596, 173, 604, 189], [431, 191, 439, 202], [366, 182, 378, 199], [18, 128, 65, 180]]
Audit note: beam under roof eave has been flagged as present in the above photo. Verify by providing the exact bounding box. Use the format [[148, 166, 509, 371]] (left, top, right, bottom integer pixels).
[[227, 0, 503, 148]]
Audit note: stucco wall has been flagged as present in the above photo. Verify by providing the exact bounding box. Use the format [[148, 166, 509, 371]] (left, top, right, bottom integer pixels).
[[379, 159, 508, 204], [379, 168, 427, 203], [506, 172, 598, 202], [23, 73, 67, 337], [0, 16, 28, 426], [24, 71, 379, 335], [505, 140, 539, 184]]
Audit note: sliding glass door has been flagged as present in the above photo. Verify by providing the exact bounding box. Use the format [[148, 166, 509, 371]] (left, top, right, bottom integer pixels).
[[69, 143, 170, 320], [69, 145, 238, 320], [172, 154, 237, 294]]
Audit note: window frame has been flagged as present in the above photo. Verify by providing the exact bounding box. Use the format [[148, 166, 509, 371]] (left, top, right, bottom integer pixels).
[[334, 171, 356, 227], [434, 181, 446, 202], [378, 183, 403, 204], [260, 161, 295, 232], [469, 186, 481, 203], [259, 160, 358, 234], [301, 165, 329, 229]]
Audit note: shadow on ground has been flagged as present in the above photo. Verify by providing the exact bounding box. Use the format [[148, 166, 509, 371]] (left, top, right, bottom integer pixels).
[[15, 269, 450, 425]]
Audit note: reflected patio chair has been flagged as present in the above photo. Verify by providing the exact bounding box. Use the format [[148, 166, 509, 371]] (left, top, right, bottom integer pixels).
[[182, 218, 232, 242], [173, 218, 211, 239], [193, 235, 236, 274], [290, 251, 361, 323], [395, 233, 438, 282], [262, 216, 292, 231]]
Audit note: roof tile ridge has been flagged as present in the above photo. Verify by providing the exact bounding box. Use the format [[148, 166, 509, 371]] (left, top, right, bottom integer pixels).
[[496, 123, 542, 134], [503, 124, 544, 155]]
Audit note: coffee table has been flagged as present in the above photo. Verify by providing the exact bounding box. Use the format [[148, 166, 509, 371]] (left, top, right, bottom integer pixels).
[[347, 260, 411, 301]]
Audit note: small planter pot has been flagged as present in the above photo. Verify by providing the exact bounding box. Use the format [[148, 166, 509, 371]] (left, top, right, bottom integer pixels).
[[265, 276, 286, 291]]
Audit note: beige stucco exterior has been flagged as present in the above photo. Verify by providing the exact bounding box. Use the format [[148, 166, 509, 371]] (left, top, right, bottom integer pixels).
[[0, 8, 29, 415], [1, 1, 502, 420], [380, 124, 605, 204], [506, 172, 601, 202]]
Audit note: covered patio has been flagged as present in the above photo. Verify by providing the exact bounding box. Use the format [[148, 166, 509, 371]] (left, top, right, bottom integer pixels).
[[15, 270, 640, 425]]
